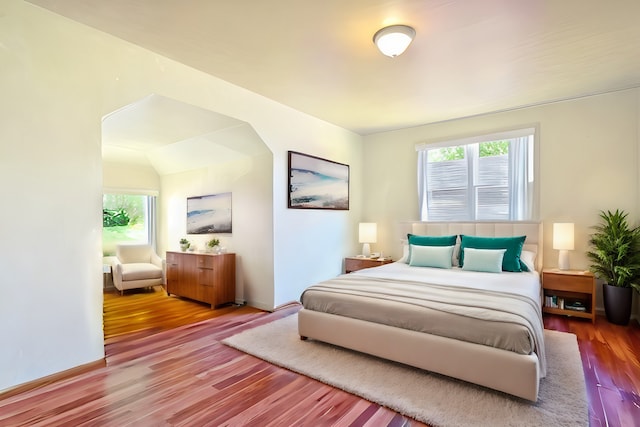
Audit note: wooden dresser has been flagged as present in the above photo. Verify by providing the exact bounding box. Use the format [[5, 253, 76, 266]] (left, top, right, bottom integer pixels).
[[166, 251, 236, 309]]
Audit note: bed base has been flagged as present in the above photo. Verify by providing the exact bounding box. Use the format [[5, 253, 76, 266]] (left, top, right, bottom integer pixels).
[[298, 308, 540, 401]]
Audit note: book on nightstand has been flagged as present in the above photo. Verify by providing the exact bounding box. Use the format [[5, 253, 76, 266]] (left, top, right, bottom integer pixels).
[[545, 295, 565, 309], [564, 301, 587, 312]]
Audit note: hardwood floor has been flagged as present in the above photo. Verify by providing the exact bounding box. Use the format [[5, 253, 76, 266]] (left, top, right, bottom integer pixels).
[[544, 314, 640, 427], [0, 287, 638, 426], [103, 286, 244, 341]]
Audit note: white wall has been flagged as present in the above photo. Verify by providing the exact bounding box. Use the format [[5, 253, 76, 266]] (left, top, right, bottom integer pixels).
[[273, 138, 364, 306], [0, 0, 362, 392], [363, 89, 640, 314], [0, 0, 105, 391]]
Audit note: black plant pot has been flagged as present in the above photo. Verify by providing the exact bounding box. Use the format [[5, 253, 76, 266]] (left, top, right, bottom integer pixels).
[[602, 283, 633, 325]]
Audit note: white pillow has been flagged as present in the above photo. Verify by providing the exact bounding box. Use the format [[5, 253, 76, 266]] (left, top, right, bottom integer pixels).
[[520, 250, 537, 272], [398, 243, 410, 263], [409, 245, 454, 269], [461, 248, 506, 273], [452, 243, 461, 267]]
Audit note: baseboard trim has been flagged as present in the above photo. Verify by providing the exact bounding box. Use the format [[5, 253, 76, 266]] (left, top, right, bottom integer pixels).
[[0, 358, 106, 400]]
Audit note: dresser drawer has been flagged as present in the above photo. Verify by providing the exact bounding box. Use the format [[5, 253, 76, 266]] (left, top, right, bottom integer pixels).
[[166, 252, 179, 264], [197, 255, 214, 269]]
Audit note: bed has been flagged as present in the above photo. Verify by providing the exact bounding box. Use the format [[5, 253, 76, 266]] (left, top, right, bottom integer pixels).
[[298, 221, 545, 401]]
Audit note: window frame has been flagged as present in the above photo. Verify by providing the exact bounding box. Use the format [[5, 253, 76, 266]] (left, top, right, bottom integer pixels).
[[416, 126, 538, 222], [102, 189, 159, 256]]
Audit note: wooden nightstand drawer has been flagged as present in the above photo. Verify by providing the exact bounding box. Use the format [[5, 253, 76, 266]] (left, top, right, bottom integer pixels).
[[345, 257, 393, 273], [543, 272, 593, 293]]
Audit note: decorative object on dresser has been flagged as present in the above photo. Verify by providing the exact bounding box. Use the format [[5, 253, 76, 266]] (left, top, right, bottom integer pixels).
[[166, 251, 235, 309], [358, 222, 377, 257], [344, 256, 393, 273], [179, 238, 190, 252], [586, 209, 640, 325], [112, 244, 165, 295], [542, 269, 596, 323], [287, 151, 349, 210], [205, 238, 220, 253], [553, 222, 574, 270]]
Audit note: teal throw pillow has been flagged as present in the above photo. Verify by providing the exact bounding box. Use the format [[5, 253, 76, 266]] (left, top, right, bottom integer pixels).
[[461, 248, 506, 273], [459, 235, 527, 272], [409, 245, 454, 269], [407, 234, 458, 247]]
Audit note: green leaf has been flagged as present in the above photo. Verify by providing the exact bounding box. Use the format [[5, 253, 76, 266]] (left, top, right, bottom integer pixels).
[[588, 209, 640, 288]]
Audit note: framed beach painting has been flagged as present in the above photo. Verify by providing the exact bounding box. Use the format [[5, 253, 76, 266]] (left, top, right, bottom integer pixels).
[[187, 192, 232, 234], [288, 151, 349, 210]]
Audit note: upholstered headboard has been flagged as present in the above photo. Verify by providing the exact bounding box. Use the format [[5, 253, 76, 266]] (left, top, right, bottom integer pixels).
[[397, 221, 543, 272]]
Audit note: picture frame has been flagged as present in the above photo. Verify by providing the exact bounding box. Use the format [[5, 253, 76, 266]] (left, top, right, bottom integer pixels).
[[288, 151, 349, 210], [187, 192, 232, 234]]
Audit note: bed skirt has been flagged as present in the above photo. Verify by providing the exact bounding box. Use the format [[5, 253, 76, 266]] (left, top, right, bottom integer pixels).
[[298, 308, 540, 401]]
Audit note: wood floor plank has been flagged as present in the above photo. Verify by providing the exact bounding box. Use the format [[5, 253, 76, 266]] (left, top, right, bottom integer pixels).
[[215, 376, 318, 426], [544, 314, 640, 426], [1, 289, 638, 426]]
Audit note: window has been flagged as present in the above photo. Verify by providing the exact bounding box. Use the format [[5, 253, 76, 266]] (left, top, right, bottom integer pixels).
[[102, 193, 157, 256], [417, 128, 535, 221]]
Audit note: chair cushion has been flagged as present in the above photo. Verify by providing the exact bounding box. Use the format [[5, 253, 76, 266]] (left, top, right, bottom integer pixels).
[[121, 263, 163, 281], [117, 245, 152, 264]]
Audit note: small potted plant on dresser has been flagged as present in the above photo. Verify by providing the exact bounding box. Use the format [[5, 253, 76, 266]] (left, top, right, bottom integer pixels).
[[206, 238, 220, 253], [179, 238, 190, 252], [587, 209, 640, 325]]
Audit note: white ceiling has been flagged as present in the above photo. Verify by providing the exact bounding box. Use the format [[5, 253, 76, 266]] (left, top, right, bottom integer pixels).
[[101, 94, 268, 174], [27, 0, 640, 170]]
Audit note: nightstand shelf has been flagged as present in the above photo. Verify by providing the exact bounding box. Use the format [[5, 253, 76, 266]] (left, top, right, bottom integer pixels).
[[542, 269, 596, 323], [345, 257, 393, 273]]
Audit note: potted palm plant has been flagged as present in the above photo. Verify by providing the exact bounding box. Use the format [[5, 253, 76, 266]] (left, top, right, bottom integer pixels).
[[586, 209, 640, 325]]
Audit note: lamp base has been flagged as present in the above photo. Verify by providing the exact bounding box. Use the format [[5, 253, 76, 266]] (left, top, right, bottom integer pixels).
[[362, 243, 371, 257], [558, 250, 570, 270]]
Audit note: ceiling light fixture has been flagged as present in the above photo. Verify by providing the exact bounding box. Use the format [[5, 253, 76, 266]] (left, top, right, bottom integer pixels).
[[373, 24, 415, 58]]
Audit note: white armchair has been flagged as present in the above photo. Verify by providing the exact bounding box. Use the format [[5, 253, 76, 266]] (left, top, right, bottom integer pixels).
[[112, 244, 165, 295]]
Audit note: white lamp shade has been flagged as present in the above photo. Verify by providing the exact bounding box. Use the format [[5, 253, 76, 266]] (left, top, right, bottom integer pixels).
[[373, 25, 415, 57], [359, 223, 377, 243], [553, 223, 575, 250]]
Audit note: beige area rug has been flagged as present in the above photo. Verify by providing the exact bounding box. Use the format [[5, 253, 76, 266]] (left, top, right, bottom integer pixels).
[[223, 314, 588, 427]]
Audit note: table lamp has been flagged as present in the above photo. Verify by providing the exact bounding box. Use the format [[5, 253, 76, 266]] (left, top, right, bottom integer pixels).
[[359, 223, 377, 257], [553, 223, 574, 270]]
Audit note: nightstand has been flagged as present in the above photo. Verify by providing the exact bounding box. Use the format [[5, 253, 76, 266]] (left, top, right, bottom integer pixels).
[[345, 257, 393, 273], [542, 269, 596, 323]]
